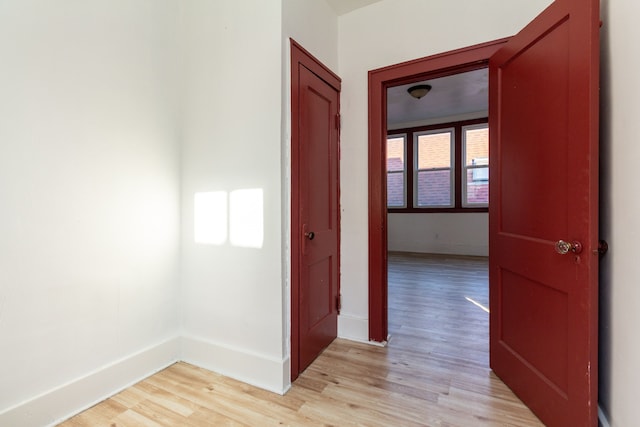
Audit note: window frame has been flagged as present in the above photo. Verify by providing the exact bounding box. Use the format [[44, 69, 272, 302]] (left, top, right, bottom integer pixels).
[[413, 128, 455, 208], [387, 118, 488, 213]]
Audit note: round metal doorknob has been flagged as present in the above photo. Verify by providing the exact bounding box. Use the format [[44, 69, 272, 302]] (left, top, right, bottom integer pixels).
[[305, 231, 315, 240], [555, 240, 583, 255]]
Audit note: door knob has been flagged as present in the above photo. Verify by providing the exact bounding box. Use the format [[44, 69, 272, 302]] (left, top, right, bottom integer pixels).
[[555, 240, 583, 255], [305, 231, 315, 240]]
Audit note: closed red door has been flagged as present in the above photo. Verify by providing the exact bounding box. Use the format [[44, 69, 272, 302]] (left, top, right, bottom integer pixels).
[[489, 0, 599, 425], [291, 41, 341, 380]]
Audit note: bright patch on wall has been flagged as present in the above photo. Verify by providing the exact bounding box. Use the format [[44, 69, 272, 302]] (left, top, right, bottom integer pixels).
[[230, 189, 264, 248], [194, 192, 227, 245]]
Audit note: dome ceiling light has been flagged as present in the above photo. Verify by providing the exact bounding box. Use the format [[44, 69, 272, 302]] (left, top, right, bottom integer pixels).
[[407, 84, 432, 99]]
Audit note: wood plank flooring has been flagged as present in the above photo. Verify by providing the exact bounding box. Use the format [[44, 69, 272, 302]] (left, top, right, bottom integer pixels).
[[59, 252, 543, 426]]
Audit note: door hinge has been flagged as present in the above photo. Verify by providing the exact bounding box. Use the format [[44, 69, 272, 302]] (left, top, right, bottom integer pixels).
[[335, 114, 341, 132], [336, 294, 341, 314], [595, 239, 609, 257]]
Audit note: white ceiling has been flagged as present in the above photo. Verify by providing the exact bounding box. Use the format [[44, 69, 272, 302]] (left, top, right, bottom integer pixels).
[[387, 68, 488, 128], [325, 0, 383, 16]]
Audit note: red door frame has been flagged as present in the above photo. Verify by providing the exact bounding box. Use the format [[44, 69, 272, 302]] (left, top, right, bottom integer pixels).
[[367, 39, 508, 342], [290, 39, 341, 380]]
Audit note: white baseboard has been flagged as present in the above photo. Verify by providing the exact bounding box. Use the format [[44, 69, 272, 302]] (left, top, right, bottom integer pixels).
[[388, 245, 488, 257], [0, 337, 180, 427], [180, 335, 289, 395], [337, 312, 369, 343]]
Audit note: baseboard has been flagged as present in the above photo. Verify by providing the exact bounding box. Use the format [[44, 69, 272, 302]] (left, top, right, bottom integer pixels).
[[337, 312, 369, 343], [180, 335, 289, 395], [598, 405, 611, 427], [388, 245, 488, 257], [0, 337, 180, 427]]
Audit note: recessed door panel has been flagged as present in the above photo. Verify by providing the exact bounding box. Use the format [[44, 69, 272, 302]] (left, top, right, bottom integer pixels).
[[306, 87, 333, 231], [307, 257, 333, 327], [500, 269, 568, 393], [500, 20, 569, 242]]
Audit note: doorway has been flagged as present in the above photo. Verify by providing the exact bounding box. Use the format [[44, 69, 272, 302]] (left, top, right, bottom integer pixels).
[[367, 39, 508, 342]]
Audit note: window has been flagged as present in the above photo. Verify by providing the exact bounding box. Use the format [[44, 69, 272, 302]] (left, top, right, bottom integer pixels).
[[386, 135, 406, 208], [387, 119, 488, 212], [415, 129, 454, 207], [462, 124, 489, 207]]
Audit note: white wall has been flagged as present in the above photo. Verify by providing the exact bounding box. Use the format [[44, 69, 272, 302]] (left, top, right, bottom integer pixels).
[[388, 213, 488, 256], [599, 0, 640, 425], [337, 0, 553, 341], [178, 0, 340, 396], [0, 1, 181, 425], [0, 0, 340, 421], [178, 0, 288, 393], [283, 0, 338, 71]]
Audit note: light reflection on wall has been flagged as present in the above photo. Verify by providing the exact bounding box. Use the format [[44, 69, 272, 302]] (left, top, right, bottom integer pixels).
[[194, 191, 227, 245], [194, 189, 264, 249], [230, 189, 264, 248]]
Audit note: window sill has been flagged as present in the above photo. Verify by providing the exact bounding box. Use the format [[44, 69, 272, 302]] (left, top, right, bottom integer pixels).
[[387, 207, 488, 213]]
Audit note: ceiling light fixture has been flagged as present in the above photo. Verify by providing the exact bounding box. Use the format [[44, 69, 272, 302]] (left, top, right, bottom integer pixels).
[[407, 84, 432, 99]]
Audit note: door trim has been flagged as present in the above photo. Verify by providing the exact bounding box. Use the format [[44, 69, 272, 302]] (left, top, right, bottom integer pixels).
[[367, 39, 509, 342], [290, 39, 341, 380]]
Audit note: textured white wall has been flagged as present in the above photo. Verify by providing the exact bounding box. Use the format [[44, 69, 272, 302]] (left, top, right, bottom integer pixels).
[[0, 0, 181, 423], [337, 0, 553, 340]]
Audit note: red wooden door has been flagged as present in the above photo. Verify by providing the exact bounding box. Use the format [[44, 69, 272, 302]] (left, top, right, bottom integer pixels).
[[291, 40, 341, 380], [489, 0, 599, 426]]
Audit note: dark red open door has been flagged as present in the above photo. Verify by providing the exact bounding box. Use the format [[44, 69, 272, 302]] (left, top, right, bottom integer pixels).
[[489, 0, 599, 426], [291, 40, 341, 380]]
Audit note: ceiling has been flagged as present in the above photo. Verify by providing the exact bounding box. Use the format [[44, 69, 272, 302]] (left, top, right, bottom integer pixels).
[[387, 68, 488, 128], [325, 0, 383, 16]]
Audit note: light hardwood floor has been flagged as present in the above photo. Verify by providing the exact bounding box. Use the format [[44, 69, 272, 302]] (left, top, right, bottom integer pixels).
[[59, 252, 543, 426]]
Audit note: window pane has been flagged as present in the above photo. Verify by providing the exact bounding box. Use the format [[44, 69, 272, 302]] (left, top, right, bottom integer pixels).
[[465, 127, 489, 166], [387, 137, 405, 172], [416, 170, 451, 207], [417, 132, 451, 169], [463, 124, 489, 207], [466, 168, 489, 205], [387, 171, 405, 207]]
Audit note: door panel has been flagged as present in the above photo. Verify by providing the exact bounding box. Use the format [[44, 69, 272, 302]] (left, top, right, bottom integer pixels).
[[489, 0, 599, 425], [499, 19, 570, 241], [290, 40, 341, 380], [501, 270, 568, 392], [307, 259, 332, 325]]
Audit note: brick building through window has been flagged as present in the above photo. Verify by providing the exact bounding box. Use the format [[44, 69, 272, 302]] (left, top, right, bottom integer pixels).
[[387, 119, 488, 211]]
